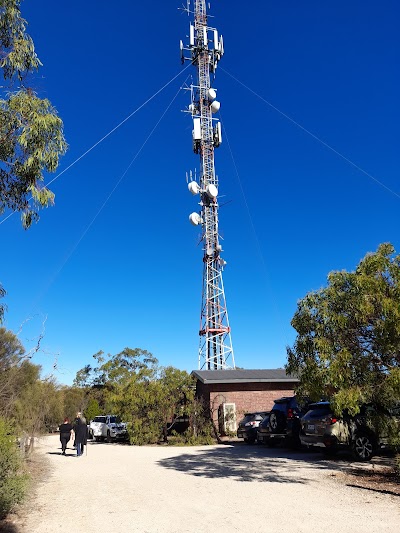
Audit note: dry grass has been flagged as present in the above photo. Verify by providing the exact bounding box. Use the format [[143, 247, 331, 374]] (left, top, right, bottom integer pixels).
[[0, 446, 50, 533]]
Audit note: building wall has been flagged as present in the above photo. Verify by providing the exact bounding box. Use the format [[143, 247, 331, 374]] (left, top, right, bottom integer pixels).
[[196, 380, 296, 431]]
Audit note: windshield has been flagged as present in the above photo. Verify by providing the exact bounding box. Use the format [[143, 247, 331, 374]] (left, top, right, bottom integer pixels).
[[93, 416, 107, 423]]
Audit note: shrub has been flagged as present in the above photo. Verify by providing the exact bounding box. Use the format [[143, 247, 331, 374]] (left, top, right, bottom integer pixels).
[[128, 417, 160, 446], [395, 454, 400, 478], [168, 429, 215, 446], [0, 417, 28, 518]]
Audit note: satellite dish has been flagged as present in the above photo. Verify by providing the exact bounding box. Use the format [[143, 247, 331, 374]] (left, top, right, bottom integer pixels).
[[206, 184, 218, 198], [208, 88, 217, 100], [210, 100, 221, 113], [188, 181, 200, 195], [189, 212, 202, 226]]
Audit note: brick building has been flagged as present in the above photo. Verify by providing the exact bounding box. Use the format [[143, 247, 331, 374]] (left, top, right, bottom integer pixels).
[[192, 369, 299, 434]]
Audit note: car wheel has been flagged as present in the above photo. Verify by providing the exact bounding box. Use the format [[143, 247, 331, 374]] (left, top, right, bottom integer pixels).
[[269, 411, 286, 433], [243, 437, 249, 443], [247, 435, 256, 445], [352, 432, 374, 461], [94, 436, 100, 442]]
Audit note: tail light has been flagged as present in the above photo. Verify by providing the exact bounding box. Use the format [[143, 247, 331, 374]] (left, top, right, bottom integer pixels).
[[329, 416, 337, 424], [287, 408, 294, 419]]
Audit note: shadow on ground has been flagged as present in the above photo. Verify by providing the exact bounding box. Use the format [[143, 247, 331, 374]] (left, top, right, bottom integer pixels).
[[158, 441, 395, 484], [0, 521, 20, 532]]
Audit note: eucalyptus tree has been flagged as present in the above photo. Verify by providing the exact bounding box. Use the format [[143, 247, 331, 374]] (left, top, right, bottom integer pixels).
[[286, 243, 400, 416], [0, 326, 25, 415], [0, 0, 67, 229], [74, 349, 207, 444], [0, 0, 67, 324]]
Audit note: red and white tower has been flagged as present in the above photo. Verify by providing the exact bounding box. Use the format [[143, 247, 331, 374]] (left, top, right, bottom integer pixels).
[[180, 0, 235, 370]]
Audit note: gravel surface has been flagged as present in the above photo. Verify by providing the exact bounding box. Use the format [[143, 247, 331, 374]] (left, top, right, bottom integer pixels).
[[10, 435, 400, 533]]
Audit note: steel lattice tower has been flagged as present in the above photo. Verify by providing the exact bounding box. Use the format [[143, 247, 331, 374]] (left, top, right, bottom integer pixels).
[[180, 0, 235, 370]]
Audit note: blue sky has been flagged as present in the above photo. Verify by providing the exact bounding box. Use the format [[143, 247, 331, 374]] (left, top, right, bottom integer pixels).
[[1, 0, 399, 384]]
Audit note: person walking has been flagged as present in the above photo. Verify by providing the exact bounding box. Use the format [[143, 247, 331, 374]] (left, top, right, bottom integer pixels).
[[73, 412, 88, 457], [59, 417, 73, 455]]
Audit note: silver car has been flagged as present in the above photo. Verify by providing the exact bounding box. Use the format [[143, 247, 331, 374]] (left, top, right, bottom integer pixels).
[[90, 415, 128, 442], [300, 402, 396, 461]]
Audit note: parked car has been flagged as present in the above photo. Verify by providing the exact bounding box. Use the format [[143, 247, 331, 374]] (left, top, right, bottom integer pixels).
[[237, 411, 269, 444], [89, 415, 128, 442], [256, 413, 271, 444], [259, 396, 311, 448], [300, 401, 399, 461], [167, 415, 190, 435]]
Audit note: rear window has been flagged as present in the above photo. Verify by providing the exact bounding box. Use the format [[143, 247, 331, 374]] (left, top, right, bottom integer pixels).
[[288, 397, 299, 409], [272, 402, 288, 413], [241, 413, 267, 423], [93, 416, 107, 423], [259, 415, 270, 427], [305, 406, 332, 419]]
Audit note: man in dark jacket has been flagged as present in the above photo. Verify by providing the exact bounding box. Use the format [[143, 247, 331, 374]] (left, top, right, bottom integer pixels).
[[73, 412, 88, 457]]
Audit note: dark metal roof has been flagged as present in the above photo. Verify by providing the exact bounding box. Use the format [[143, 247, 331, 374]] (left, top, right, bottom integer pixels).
[[192, 368, 299, 384]]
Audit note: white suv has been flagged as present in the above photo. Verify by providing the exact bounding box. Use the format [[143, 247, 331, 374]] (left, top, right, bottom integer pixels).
[[90, 415, 128, 442]]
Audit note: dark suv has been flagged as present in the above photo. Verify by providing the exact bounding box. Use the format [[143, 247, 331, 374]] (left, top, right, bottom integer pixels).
[[258, 396, 310, 448], [237, 411, 269, 444]]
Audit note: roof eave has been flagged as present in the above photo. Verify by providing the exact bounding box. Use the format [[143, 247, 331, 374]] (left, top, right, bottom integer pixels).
[[197, 378, 299, 385]]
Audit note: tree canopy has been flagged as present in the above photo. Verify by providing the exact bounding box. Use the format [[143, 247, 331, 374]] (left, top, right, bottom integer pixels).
[[286, 243, 400, 415], [73, 349, 213, 445], [0, 0, 67, 228]]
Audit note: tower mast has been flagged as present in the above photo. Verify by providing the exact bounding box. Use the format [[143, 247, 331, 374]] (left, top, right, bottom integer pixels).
[[181, 0, 235, 370]]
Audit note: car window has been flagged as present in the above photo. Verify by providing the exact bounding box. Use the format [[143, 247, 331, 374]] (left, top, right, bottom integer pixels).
[[272, 403, 287, 413], [288, 398, 298, 409], [241, 413, 267, 424], [110, 416, 117, 423], [93, 416, 107, 423], [306, 407, 332, 419]]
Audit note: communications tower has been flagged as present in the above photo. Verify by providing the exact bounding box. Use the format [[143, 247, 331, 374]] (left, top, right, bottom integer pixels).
[[180, 0, 235, 370]]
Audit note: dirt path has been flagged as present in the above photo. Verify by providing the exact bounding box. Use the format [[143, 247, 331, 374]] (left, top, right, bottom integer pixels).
[[9, 435, 400, 532]]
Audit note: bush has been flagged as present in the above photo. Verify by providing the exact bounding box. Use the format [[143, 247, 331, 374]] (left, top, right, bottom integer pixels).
[[168, 429, 215, 446], [0, 417, 28, 518], [395, 454, 400, 478], [128, 417, 160, 446]]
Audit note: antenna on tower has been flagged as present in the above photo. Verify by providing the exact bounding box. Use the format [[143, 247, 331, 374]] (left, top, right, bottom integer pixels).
[[179, 1, 191, 15], [179, 0, 235, 370]]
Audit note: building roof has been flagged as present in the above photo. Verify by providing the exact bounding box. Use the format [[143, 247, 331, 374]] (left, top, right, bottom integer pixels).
[[192, 368, 299, 385]]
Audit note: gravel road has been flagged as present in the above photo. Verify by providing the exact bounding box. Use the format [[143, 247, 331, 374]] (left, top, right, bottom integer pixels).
[[14, 435, 400, 533]]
